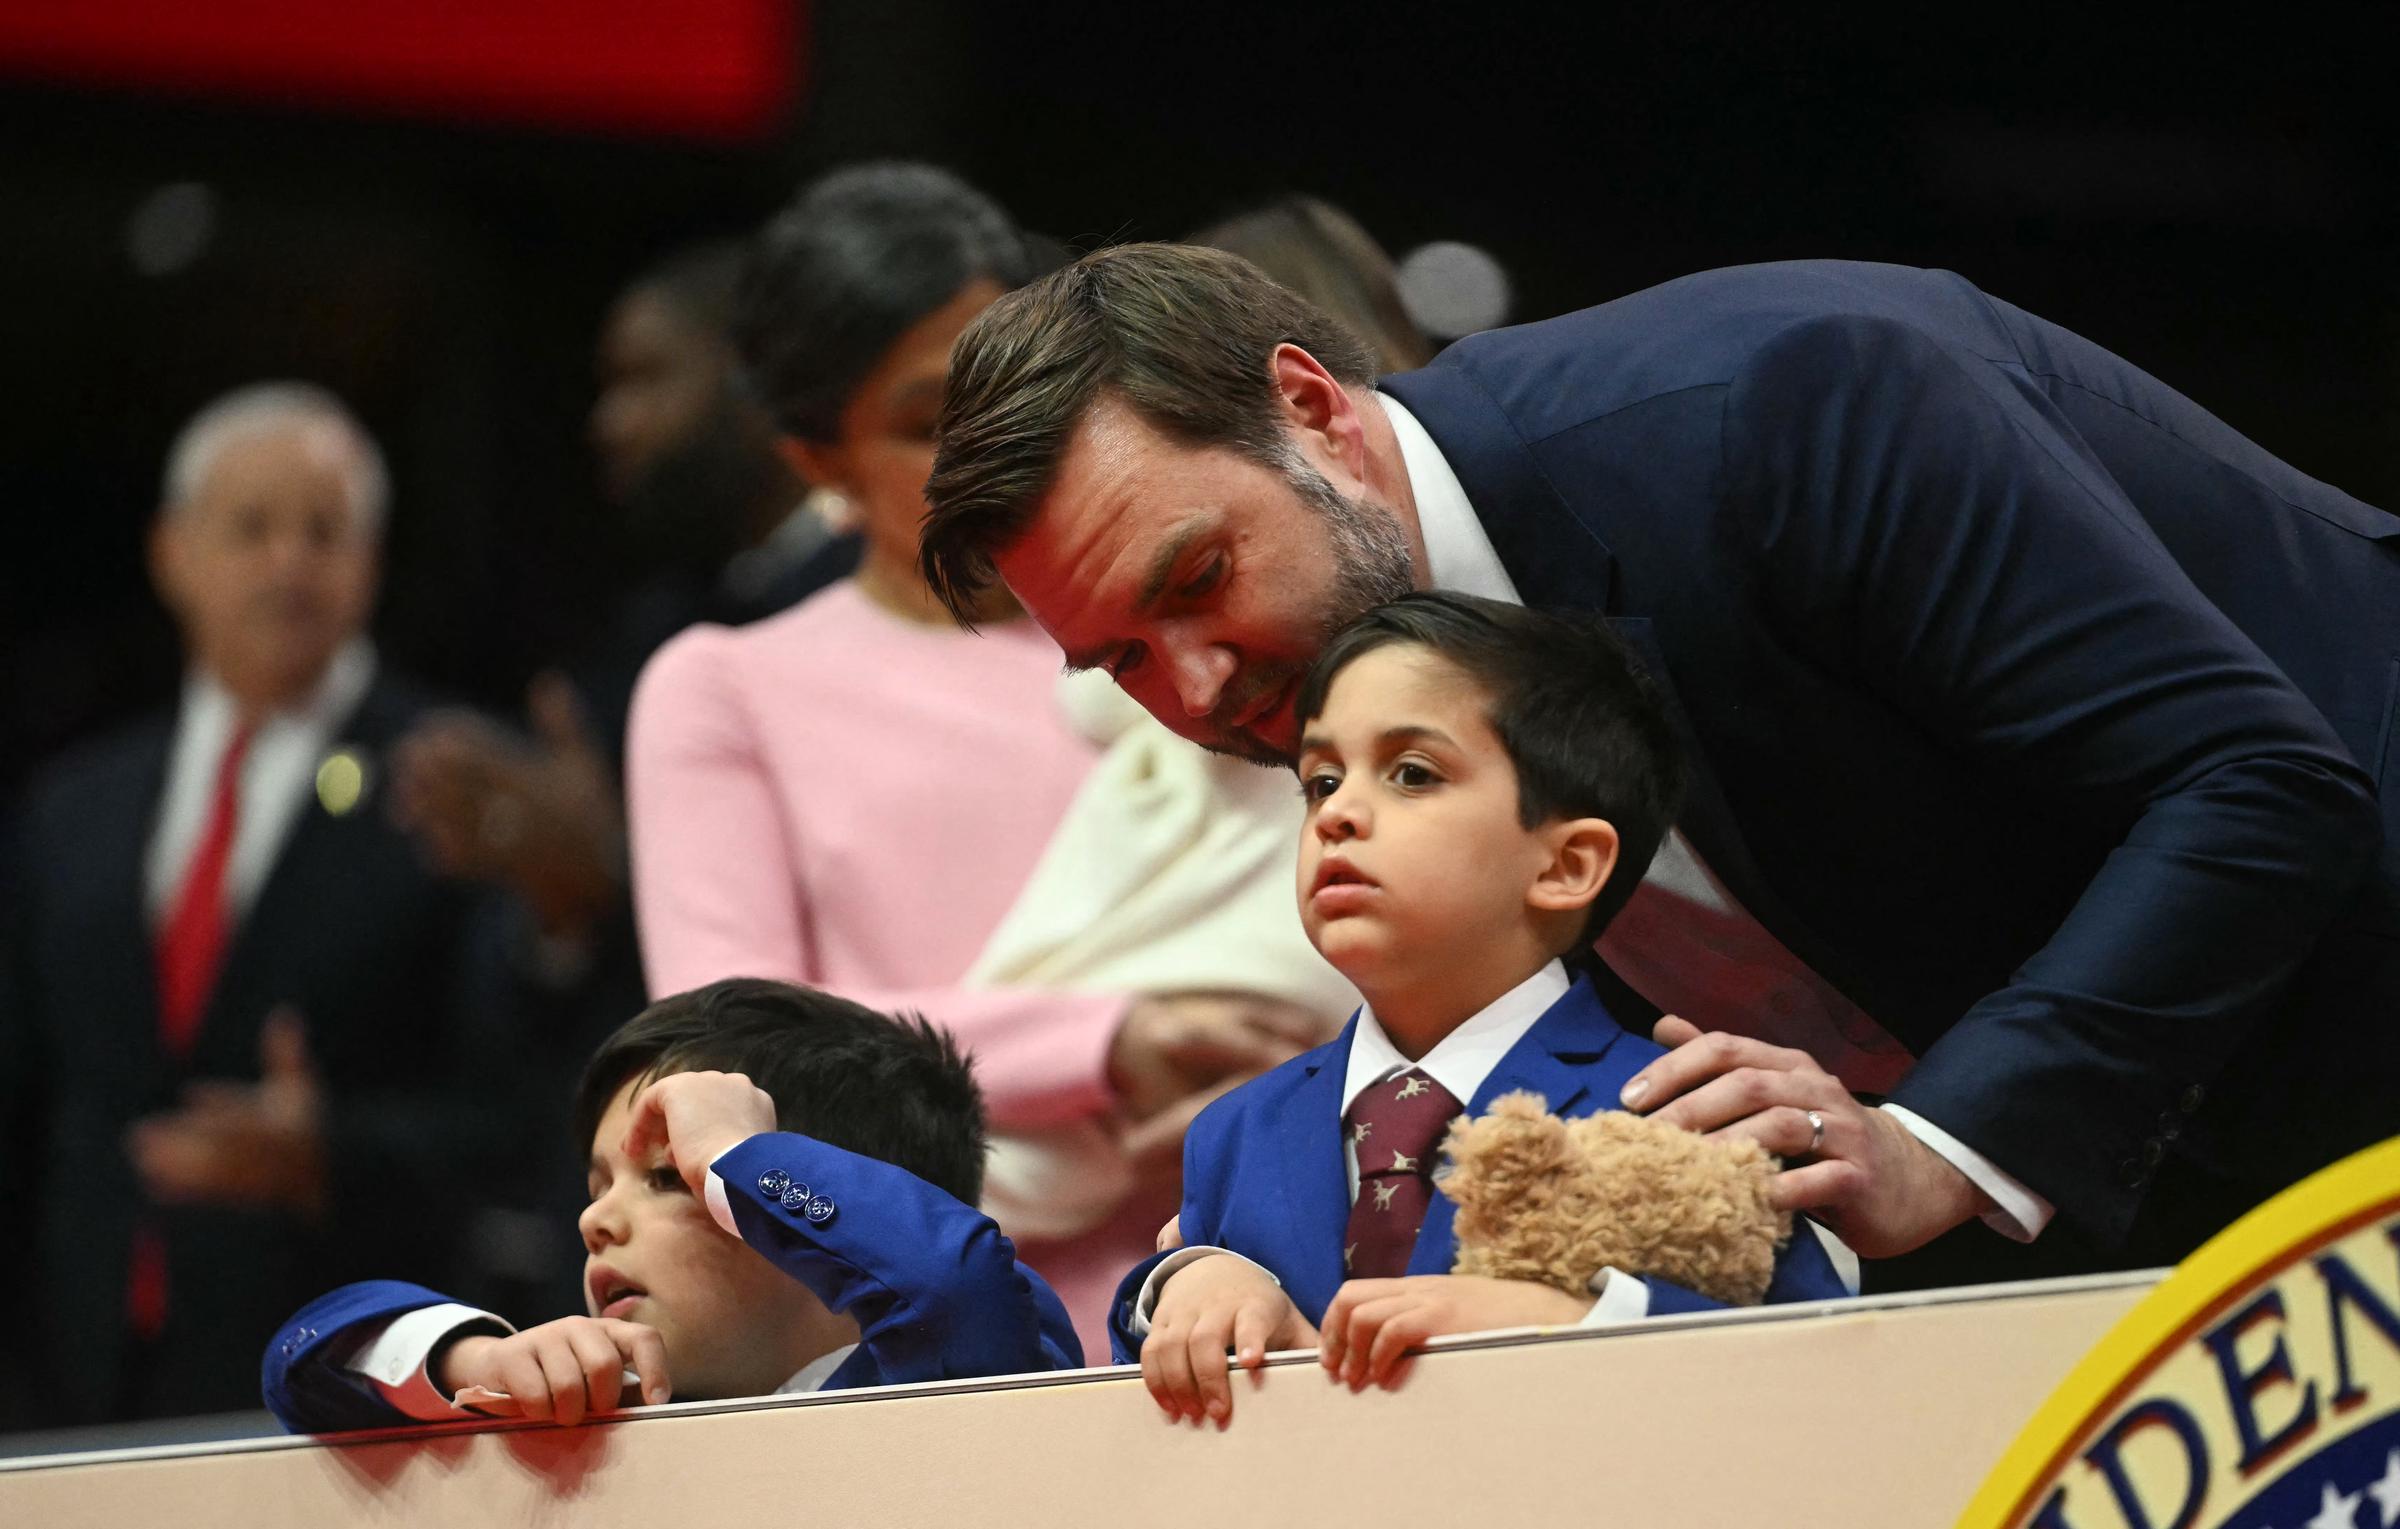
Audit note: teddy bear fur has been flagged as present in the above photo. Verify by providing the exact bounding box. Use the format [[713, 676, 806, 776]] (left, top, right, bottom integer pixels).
[[1438, 1090, 1792, 1307]]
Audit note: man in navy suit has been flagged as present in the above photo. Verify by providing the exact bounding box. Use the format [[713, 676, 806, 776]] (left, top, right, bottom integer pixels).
[[1, 384, 507, 1425], [919, 246, 2399, 1289], [262, 980, 1081, 1432]]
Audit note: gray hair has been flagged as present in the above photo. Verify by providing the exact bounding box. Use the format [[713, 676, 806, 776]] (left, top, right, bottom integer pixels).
[[161, 381, 390, 533]]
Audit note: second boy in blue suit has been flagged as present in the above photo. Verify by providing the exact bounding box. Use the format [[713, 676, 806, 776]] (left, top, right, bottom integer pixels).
[[263, 979, 1081, 1432], [1115, 595, 1846, 1422]]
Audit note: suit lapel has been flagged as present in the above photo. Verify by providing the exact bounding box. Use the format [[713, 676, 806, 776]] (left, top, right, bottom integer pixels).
[[106, 720, 177, 1091], [1406, 981, 1634, 1277], [1379, 367, 1619, 616], [1268, 1023, 1359, 1313], [199, 681, 397, 1062]]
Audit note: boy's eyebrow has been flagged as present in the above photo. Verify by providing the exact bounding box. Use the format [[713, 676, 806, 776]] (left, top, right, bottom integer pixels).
[[1295, 723, 1457, 762]]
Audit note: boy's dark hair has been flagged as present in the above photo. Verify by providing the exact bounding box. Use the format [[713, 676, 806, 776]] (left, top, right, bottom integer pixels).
[[738, 161, 1039, 445], [1294, 591, 1687, 952], [572, 978, 988, 1203]]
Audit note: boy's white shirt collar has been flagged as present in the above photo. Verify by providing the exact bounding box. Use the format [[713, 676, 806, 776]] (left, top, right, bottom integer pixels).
[[1341, 959, 1572, 1116], [1373, 391, 1520, 603]]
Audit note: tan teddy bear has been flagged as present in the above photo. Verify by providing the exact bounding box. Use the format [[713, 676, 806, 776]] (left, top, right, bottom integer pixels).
[[1437, 1090, 1791, 1307]]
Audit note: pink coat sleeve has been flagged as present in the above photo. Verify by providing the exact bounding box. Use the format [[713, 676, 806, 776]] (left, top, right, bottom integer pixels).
[[624, 626, 1126, 1129]]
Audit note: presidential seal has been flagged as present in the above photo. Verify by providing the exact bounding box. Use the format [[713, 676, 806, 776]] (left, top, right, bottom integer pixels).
[[1958, 1136, 2400, 1529]]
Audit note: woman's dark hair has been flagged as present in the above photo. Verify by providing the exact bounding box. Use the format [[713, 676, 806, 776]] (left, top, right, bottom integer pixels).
[[573, 978, 988, 1204], [738, 162, 1038, 444], [1294, 591, 1688, 951]]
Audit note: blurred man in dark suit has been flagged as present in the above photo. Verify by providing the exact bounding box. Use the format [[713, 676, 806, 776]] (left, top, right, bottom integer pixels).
[[1, 383, 502, 1423]]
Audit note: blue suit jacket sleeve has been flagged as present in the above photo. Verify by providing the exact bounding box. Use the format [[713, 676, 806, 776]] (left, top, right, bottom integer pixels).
[[260, 1280, 497, 1434], [1723, 314, 2381, 1245], [713, 1133, 1083, 1382]]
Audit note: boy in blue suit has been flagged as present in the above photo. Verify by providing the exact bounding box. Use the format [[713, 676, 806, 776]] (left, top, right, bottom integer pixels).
[[1118, 593, 1847, 1422], [261, 978, 1081, 1431]]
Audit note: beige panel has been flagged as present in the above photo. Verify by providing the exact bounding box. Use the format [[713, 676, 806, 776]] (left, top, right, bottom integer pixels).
[[0, 1274, 2154, 1529]]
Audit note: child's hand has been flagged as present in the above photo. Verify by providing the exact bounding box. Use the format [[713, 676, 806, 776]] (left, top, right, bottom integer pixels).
[[436, 1317, 671, 1425], [620, 1070, 779, 1197], [1142, 1254, 1319, 1425], [1318, 1275, 1594, 1391]]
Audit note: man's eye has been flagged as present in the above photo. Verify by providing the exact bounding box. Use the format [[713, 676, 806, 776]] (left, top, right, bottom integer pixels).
[[1109, 645, 1147, 680], [1177, 557, 1224, 600], [1299, 771, 1342, 802], [1392, 762, 1439, 789]]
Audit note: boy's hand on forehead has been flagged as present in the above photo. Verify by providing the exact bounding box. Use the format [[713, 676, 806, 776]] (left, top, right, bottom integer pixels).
[[621, 1071, 780, 1200]]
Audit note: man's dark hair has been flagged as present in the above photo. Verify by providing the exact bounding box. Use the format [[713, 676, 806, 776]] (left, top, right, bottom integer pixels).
[[1294, 592, 1687, 949], [738, 161, 1037, 445], [572, 978, 988, 1204], [920, 242, 1380, 620]]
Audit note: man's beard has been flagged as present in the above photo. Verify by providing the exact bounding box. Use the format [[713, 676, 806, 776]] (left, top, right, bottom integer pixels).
[[1200, 450, 1418, 768]]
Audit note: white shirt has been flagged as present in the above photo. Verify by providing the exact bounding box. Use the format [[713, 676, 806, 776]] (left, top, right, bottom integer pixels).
[[145, 640, 377, 924], [1376, 391, 2050, 1242], [1135, 962, 1656, 1336]]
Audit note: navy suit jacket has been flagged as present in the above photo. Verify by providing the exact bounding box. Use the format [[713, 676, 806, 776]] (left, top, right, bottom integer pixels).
[[1107, 974, 1846, 1362], [1379, 261, 2400, 1263], [262, 1131, 1082, 1432]]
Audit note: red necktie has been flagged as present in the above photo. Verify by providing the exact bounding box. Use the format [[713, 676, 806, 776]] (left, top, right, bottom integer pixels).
[[1341, 1068, 1463, 1280], [154, 721, 255, 1060], [132, 720, 254, 1339]]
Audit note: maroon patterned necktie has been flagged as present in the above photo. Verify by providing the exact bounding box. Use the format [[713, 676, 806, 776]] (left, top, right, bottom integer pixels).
[[1341, 1067, 1464, 1280]]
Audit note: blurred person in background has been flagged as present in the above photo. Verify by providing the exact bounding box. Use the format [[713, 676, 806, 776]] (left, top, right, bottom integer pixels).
[[380, 247, 867, 1317], [1192, 196, 1433, 374], [0, 384, 505, 1424], [627, 163, 1348, 1358]]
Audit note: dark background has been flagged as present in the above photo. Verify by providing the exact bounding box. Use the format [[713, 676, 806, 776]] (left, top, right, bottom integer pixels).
[[4, 3, 2394, 794]]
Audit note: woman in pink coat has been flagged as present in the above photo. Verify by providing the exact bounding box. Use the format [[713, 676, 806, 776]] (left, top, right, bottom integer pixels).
[[625, 166, 1319, 1358]]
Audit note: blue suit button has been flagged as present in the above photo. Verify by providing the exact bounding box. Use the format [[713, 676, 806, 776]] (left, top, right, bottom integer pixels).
[[280, 1336, 299, 1358], [804, 1196, 836, 1225], [780, 1187, 811, 1211], [758, 1169, 791, 1197]]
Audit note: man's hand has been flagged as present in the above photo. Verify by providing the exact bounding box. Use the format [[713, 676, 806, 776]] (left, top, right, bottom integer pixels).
[[619, 1070, 780, 1198], [1319, 1275, 1592, 1391], [1622, 1018, 1988, 1257], [1110, 992, 1319, 1122], [389, 674, 624, 938], [127, 1008, 327, 1216], [438, 1317, 671, 1425], [1141, 1253, 1318, 1426]]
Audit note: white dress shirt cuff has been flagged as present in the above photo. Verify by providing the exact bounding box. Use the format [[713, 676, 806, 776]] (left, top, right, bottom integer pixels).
[[338, 1303, 515, 1420], [1880, 1103, 2054, 1242], [1577, 1267, 1651, 1325], [703, 1143, 742, 1239], [1128, 1247, 1280, 1341]]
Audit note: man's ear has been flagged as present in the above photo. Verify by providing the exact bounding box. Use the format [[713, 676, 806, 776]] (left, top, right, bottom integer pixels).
[[775, 434, 841, 494], [1527, 818, 1620, 918], [1267, 343, 1368, 482]]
